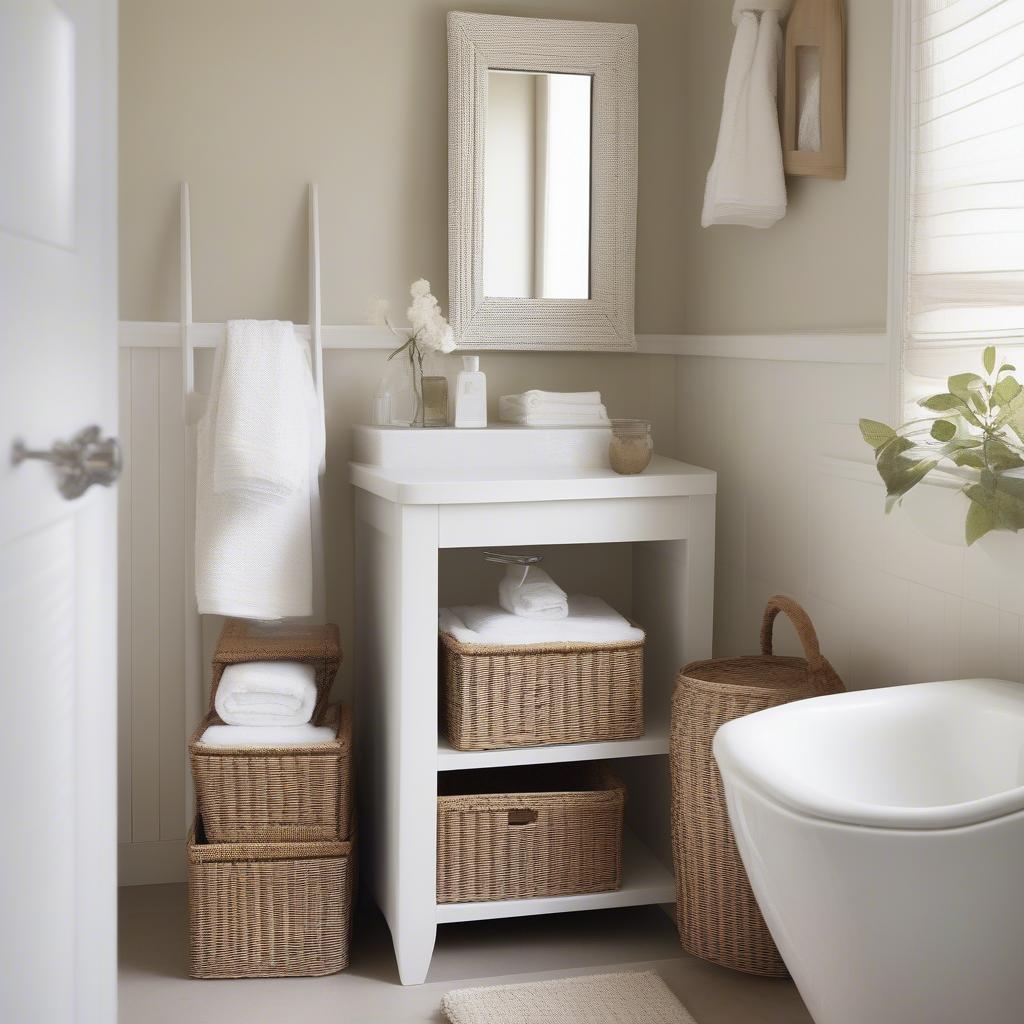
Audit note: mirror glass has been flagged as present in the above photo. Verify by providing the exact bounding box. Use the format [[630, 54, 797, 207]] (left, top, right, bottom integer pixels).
[[483, 70, 592, 300]]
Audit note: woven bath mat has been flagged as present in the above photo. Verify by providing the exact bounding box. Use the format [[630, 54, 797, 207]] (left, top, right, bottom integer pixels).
[[441, 970, 697, 1024]]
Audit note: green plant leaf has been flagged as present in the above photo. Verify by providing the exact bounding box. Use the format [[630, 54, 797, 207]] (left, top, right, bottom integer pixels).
[[997, 363, 1017, 379], [930, 419, 957, 441], [991, 376, 1022, 409], [919, 393, 964, 412], [964, 480, 1024, 543], [859, 418, 896, 452], [948, 372, 984, 402], [983, 346, 996, 375], [875, 436, 939, 510], [951, 448, 986, 469], [965, 497, 999, 545], [918, 392, 983, 427], [984, 438, 1024, 471]]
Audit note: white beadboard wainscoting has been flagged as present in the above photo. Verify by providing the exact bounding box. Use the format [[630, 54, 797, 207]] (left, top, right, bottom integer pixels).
[[118, 333, 1024, 885]]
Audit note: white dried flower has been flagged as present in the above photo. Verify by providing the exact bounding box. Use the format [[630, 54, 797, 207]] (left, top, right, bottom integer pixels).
[[407, 279, 455, 354]]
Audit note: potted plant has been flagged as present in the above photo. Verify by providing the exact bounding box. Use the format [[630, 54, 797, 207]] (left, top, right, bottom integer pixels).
[[860, 346, 1024, 545]]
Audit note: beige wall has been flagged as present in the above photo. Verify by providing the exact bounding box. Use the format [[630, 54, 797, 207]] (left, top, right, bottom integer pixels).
[[119, 0, 690, 330], [677, 0, 892, 333]]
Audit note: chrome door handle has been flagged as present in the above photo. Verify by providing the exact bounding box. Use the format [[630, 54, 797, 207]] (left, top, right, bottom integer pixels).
[[11, 425, 122, 500]]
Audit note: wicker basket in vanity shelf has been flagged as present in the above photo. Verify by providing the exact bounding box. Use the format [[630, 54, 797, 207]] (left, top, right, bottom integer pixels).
[[437, 763, 625, 904], [670, 595, 845, 977], [440, 630, 644, 750], [189, 703, 352, 843], [187, 816, 355, 979]]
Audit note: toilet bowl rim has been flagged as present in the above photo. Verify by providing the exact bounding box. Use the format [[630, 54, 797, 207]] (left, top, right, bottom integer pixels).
[[713, 678, 1024, 831]]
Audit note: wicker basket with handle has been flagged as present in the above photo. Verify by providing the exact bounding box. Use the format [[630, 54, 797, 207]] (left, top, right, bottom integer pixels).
[[670, 595, 844, 976], [437, 762, 625, 904]]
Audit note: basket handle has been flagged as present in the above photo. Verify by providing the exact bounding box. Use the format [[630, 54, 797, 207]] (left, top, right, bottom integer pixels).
[[760, 595, 824, 672]]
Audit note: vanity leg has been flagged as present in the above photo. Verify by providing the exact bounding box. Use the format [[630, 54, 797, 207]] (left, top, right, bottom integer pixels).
[[389, 503, 440, 985]]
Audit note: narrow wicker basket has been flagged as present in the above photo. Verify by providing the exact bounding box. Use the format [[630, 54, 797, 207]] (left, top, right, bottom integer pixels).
[[670, 595, 845, 977], [437, 763, 625, 904], [440, 632, 644, 751], [187, 816, 355, 979], [189, 702, 352, 843], [210, 618, 341, 725]]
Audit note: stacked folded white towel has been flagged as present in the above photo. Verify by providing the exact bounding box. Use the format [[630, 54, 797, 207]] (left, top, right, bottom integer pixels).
[[199, 723, 335, 748], [498, 564, 568, 620], [499, 390, 610, 427], [440, 596, 644, 646], [200, 661, 331, 747]]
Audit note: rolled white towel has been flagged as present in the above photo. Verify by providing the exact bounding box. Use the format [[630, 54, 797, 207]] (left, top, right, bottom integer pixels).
[[214, 661, 318, 727], [498, 564, 568, 619], [441, 595, 644, 646], [198, 723, 336, 748]]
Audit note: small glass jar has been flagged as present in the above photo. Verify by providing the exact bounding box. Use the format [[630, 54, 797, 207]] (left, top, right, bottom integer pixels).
[[609, 419, 653, 475]]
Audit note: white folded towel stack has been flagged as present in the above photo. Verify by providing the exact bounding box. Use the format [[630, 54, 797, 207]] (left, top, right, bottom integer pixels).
[[198, 722, 336, 748], [195, 320, 325, 619], [499, 390, 610, 427], [214, 661, 318, 727], [498, 564, 568, 620], [441, 595, 644, 646], [701, 9, 786, 229]]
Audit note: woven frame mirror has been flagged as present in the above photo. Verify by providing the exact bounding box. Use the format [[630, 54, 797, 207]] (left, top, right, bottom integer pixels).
[[447, 12, 638, 351]]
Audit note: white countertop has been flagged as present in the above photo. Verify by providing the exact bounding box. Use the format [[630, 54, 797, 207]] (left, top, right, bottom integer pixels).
[[350, 454, 717, 505]]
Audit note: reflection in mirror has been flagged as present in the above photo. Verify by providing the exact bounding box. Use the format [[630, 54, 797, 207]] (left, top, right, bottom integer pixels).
[[483, 70, 591, 300]]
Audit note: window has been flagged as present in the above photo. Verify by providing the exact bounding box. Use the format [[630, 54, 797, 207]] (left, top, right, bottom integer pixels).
[[904, 0, 1024, 382]]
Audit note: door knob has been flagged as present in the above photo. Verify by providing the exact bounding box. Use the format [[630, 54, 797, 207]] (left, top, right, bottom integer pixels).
[[11, 425, 122, 500]]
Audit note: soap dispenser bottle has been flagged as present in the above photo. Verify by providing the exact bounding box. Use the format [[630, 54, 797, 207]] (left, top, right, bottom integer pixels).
[[454, 355, 487, 428]]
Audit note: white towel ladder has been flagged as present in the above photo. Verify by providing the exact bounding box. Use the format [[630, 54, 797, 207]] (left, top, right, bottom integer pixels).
[[179, 182, 329, 826]]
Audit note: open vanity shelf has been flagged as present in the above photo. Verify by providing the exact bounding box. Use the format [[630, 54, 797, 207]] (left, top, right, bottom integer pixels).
[[351, 425, 716, 984]]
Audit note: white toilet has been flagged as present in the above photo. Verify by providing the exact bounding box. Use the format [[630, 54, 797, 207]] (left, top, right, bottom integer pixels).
[[713, 678, 1024, 1024]]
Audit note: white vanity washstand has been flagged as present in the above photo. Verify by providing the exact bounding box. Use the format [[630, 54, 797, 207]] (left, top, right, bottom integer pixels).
[[350, 425, 717, 984]]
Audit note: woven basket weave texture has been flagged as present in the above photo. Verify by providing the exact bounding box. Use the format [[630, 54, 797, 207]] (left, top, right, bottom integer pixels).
[[437, 763, 625, 904], [440, 632, 644, 751], [187, 817, 354, 979], [190, 702, 352, 843], [670, 595, 845, 977]]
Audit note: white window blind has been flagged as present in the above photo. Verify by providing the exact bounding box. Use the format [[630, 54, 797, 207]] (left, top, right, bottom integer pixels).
[[908, 0, 1024, 366]]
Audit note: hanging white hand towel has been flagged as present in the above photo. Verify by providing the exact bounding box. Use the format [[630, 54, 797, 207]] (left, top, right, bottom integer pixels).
[[701, 9, 786, 229], [195, 321, 325, 619]]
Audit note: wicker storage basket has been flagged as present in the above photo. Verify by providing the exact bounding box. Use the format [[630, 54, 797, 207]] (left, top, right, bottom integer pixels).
[[187, 816, 354, 979], [189, 703, 352, 843], [437, 763, 625, 904], [670, 595, 844, 977], [210, 618, 341, 725], [440, 631, 644, 751]]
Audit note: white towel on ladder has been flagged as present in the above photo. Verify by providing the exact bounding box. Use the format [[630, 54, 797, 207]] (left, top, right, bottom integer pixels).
[[195, 320, 324, 620], [701, 10, 786, 229]]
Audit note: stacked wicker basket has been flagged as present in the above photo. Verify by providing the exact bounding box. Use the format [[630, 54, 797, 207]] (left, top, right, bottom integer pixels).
[[186, 619, 355, 979], [435, 622, 644, 903]]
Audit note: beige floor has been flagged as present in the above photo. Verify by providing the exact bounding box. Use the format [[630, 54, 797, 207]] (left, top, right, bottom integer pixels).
[[119, 884, 813, 1024]]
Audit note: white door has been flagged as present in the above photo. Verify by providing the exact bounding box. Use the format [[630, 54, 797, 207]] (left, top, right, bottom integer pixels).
[[0, 0, 118, 1020]]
